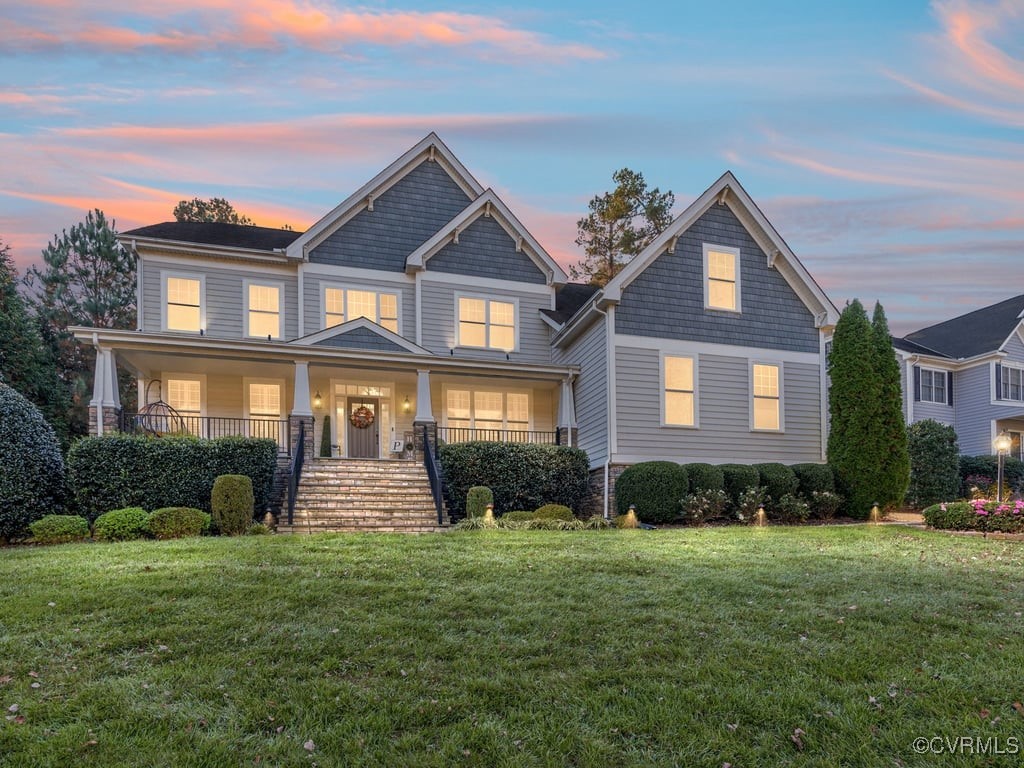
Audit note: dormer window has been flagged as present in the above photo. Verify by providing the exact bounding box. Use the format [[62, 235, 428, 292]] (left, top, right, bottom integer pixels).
[[703, 243, 740, 312]]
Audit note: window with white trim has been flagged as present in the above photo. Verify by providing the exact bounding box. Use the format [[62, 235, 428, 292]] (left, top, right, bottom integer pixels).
[[445, 389, 530, 438], [324, 287, 399, 333], [165, 276, 202, 332], [247, 283, 281, 339], [166, 378, 201, 435], [704, 244, 739, 311], [458, 297, 515, 351], [919, 368, 947, 404], [248, 383, 281, 419], [751, 363, 781, 431], [663, 355, 696, 426]]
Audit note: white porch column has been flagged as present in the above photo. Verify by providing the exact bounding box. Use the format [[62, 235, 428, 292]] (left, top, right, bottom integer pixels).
[[105, 348, 120, 409], [414, 369, 435, 423], [291, 360, 313, 416], [89, 347, 120, 436], [557, 377, 577, 429]]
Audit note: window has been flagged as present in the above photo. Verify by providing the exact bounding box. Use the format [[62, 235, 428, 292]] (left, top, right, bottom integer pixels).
[[323, 287, 399, 333], [247, 381, 283, 442], [919, 369, 947, 404], [1001, 366, 1023, 401], [704, 244, 740, 312], [751, 363, 782, 431], [247, 283, 282, 339], [445, 389, 530, 438], [165, 275, 202, 332], [166, 377, 202, 435], [458, 296, 516, 351], [663, 355, 696, 426]]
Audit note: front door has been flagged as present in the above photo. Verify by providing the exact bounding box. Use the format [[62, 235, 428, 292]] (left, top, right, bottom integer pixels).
[[346, 397, 380, 458]]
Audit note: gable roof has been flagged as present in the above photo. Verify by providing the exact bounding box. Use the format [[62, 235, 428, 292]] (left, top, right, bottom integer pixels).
[[900, 294, 1024, 360], [405, 189, 568, 285], [289, 317, 430, 355], [121, 221, 302, 252], [286, 133, 485, 260], [541, 282, 601, 326], [601, 171, 839, 328]]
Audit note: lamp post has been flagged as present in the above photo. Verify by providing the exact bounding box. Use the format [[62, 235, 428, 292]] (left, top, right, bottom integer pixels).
[[994, 431, 1012, 503]]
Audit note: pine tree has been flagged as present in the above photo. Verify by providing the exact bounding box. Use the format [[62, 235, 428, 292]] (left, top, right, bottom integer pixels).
[[827, 299, 880, 518], [870, 302, 910, 509]]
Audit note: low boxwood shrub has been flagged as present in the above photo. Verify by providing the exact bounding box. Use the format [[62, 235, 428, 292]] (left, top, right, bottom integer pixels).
[[246, 523, 271, 535], [438, 442, 589, 520], [720, 464, 760, 503], [533, 504, 575, 521], [146, 507, 207, 540], [790, 463, 835, 497], [906, 420, 960, 508], [684, 463, 725, 493], [29, 514, 90, 544], [614, 461, 688, 524], [500, 510, 535, 522], [211, 474, 254, 536], [69, 435, 278, 522], [93, 507, 150, 541], [754, 463, 799, 503], [0, 382, 67, 541], [466, 486, 493, 518]]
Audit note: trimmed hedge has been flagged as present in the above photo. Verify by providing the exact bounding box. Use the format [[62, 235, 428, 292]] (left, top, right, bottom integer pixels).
[[466, 486, 493, 518], [615, 462, 688, 524], [790, 463, 835, 497], [720, 464, 760, 503], [754, 463, 799, 503], [212, 475, 254, 536], [533, 504, 575, 521], [93, 507, 149, 541], [69, 435, 278, 521], [684, 463, 724, 493], [923, 500, 1024, 534], [29, 515, 90, 544], [146, 507, 208, 540], [438, 442, 589, 520], [0, 382, 67, 540], [906, 420, 960, 508], [500, 510, 536, 522]]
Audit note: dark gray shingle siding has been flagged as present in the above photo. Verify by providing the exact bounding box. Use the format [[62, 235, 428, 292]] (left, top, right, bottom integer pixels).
[[313, 325, 407, 353], [615, 204, 819, 353], [427, 215, 546, 283], [309, 160, 471, 272]]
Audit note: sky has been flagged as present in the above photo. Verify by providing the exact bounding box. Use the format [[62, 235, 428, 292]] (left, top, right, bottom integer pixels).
[[1, 0, 1022, 336]]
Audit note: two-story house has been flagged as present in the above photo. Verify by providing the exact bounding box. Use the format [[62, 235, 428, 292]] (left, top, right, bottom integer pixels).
[[894, 294, 1024, 460], [75, 133, 839, 527]]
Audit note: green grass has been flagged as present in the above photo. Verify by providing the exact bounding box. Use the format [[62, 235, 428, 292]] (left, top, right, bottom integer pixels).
[[1, 526, 1023, 767]]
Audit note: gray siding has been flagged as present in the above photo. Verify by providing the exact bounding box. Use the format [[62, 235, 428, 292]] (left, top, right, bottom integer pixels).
[[1004, 331, 1024, 361], [418, 279, 553, 364], [954, 332, 1024, 455], [553, 318, 608, 467], [313, 326, 408, 353], [615, 346, 823, 463], [427, 215, 546, 283], [308, 160, 471, 272], [616, 204, 819, 353], [914, 399, 955, 426], [301, 272, 414, 341], [143, 259, 298, 340]]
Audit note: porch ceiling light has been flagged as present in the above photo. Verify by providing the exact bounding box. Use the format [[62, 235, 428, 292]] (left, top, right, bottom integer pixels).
[[313, 390, 322, 409]]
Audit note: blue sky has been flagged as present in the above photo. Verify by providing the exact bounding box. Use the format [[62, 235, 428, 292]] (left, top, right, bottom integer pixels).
[[2, 0, 1022, 334]]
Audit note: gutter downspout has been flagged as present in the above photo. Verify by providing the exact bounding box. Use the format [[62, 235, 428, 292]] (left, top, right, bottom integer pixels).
[[589, 300, 612, 520]]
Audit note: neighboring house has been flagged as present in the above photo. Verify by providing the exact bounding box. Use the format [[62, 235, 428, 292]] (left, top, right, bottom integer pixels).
[[893, 294, 1024, 460], [74, 133, 839, 523]]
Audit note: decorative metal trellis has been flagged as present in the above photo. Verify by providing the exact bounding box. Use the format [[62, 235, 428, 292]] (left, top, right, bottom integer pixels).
[[134, 380, 189, 436]]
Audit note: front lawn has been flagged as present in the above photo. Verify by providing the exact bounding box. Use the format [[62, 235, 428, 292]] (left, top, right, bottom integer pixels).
[[1, 527, 1022, 767]]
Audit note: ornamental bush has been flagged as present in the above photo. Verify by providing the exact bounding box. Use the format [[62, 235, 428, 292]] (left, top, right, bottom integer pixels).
[[680, 489, 730, 525], [29, 514, 90, 544], [923, 499, 1024, 533], [790, 463, 835, 497], [754, 463, 799, 503], [614, 461, 688, 524], [533, 504, 575, 521], [720, 464, 760, 503], [146, 507, 207, 540], [684, 463, 725, 493], [958, 455, 1024, 499], [0, 382, 67, 541], [466, 486, 493, 518], [438, 442, 589, 520], [905, 420, 961, 508], [770, 493, 811, 524], [93, 507, 150, 541], [69, 435, 278, 521], [500, 511, 535, 522], [809, 491, 843, 520], [211, 474, 254, 536]]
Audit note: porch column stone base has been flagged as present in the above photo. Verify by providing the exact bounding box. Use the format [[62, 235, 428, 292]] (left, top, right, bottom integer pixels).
[[88, 405, 122, 436], [414, 420, 437, 460], [557, 427, 578, 447], [289, 415, 315, 458]]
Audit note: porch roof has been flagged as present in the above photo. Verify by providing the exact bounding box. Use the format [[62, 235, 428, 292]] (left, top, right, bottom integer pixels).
[[70, 327, 577, 382]]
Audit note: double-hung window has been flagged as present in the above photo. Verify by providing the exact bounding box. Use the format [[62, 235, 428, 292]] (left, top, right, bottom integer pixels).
[[324, 287, 399, 333], [165, 377, 202, 435], [703, 244, 740, 312], [457, 296, 516, 351], [445, 389, 530, 439], [1001, 366, 1023, 401], [751, 362, 782, 431], [164, 275, 203, 332], [919, 369, 947, 404], [663, 355, 696, 427], [246, 282, 282, 339]]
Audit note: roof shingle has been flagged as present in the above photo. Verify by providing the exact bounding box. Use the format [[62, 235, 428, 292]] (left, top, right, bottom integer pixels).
[[121, 221, 303, 251], [899, 294, 1024, 359]]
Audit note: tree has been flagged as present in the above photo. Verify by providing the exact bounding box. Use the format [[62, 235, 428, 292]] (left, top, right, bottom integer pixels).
[[24, 209, 137, 438], [870, 302, 910, 508], [572, 169, 674, 286], [906, 419, 960, 507], [0, 238, 71, 446], [173, 197, 254, 225]]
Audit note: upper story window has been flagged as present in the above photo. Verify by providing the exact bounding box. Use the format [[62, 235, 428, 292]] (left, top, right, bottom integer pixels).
[[703, 243, 740, 312], [246, 282, 282, 339], [164, 274, 203, 333], [458, 296, 515, 351], [751, 362, 782, 431], [663, 355, 696, 427], [1001, 365, 1023, 401], [919, 368, 947, 404], [324, 287, 398, 333]]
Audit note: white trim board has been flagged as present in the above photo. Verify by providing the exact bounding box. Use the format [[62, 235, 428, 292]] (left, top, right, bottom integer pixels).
[[417, 269, 555, 296]]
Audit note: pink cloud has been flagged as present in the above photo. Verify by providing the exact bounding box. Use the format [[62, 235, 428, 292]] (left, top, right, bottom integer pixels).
[[934, 0, 1024, 92]]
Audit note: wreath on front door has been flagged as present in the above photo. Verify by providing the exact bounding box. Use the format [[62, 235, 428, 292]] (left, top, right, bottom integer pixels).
[[349, 406, 375, 429]]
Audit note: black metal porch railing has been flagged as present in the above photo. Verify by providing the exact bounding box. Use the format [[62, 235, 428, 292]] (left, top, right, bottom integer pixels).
[[286, 420, 306, 526], [422, 425, 446, 526], [436, 427, 560, 445], [119, 413, 291, 456]]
